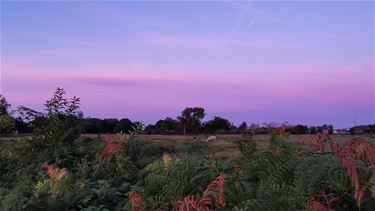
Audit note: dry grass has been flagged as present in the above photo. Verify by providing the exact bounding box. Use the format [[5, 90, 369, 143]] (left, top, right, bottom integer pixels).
[[2, 134, 373, 160], [81, 133, 375, 146]]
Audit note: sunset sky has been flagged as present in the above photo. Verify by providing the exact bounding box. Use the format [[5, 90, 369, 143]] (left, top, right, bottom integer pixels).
[[1, 1, 374, 128]]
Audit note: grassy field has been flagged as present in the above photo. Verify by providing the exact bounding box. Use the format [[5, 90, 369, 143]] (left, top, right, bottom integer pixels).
[[3, 133, 374, 154], [77, 133, 375, 159], [1, 132, 375, 210]]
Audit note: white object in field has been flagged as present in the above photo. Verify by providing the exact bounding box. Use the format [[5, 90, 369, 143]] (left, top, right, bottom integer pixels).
[[206, 135, 216, 142]]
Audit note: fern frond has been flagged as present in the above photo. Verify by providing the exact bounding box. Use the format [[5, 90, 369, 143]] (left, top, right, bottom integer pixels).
[[330, 137, 375, 207]]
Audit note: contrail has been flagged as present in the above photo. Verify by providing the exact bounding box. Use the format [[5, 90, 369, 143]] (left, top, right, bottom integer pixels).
[[226, 0, 363, 46], [221, 0, 255, 51]]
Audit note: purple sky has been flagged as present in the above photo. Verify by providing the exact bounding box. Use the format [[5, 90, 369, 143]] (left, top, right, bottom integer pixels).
[[1, 1, 374, 128]]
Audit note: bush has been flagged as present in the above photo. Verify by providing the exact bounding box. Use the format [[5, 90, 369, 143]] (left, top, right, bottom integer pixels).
[[0, 114, 16, 135]]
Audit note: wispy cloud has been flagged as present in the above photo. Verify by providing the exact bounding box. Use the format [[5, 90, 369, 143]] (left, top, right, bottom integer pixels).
[[227, 0, 363, 46], [144, 34, 282, 51], [82, 2, 171, 30]]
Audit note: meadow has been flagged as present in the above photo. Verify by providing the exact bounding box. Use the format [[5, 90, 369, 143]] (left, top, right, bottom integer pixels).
[[1, 89, 375, 211], [1, 131, 375, 211]]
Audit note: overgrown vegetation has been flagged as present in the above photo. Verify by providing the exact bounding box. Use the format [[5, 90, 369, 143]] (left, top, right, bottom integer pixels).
[[1, 88, 374, 210]]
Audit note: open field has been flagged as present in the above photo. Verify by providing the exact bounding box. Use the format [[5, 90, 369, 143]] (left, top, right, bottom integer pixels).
[[82, 133, 375, 150], [2, 133, 375, 210], [79, 133, 375, 160], [3, 133, 375, 158], [79, 133, 375, 143]]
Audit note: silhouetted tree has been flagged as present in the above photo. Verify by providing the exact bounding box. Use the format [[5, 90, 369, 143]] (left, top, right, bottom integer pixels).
[[15, 117, 32, 133], [114, 118, 135, 133], [153, 117, 180, 134], [177, 107, 205, 134], [203, 116, 231, 134], [349, 124, 375, 135], [0, 94, 11, 115], [144, 124, 156, 134], [291, 124, 309, 134], [0, 95, 15, 134], [103, 118, 119, 133], [309, 126, 317, 134], [238, 122, 248, 133]]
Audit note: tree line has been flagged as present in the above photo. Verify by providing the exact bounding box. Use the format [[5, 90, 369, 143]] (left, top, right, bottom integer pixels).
[[1, 92, 374, 135]]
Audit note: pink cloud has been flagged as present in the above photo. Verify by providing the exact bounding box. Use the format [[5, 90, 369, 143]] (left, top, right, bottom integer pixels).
[[144, 34, 282, 51], [3, 52, 372, 123]]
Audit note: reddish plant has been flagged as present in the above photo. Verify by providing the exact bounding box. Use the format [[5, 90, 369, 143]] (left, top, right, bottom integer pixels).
[[298, 133, 329, 153], [307, 188, 351, 211], [174, 172, 226, 211], [330, 137, 375, 207], [95, 138, 125, 166], [264, 122, 290, 137], [175, 195, 201, 211], [307, 194, 333, 211], [41, 162, 68, 177], [277, 122, 290, 137], [129, 191, 144, 211], [202, 172, 226, 208]]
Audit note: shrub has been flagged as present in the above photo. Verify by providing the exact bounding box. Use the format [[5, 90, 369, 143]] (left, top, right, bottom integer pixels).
[[0, 113, 16, 135]]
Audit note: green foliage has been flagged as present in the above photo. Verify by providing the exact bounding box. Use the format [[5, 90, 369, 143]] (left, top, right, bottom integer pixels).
[[138, 158, 217, 210], [2, 89, 375, 210], [0, 113, 16, 135], [177, 107, 205, 134], [0, 95, 16, 135], [35, 87, 81, 145], [203, 116, 232, 134], [180, 141, 211, 155], [82, 205, 110, 211], [234, 133, 257, 157]]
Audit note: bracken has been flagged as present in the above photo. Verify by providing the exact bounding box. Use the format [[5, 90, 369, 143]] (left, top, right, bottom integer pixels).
[[307, 194, 333, 211], [298, 133, 329, 153], [330, 137, 375, 207], [174, 172, 226, 211]]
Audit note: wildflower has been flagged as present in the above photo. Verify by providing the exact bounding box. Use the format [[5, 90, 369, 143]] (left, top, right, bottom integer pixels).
[[34, 163, 70, 198], [41, 162, 68, 177], [162, 152, 171, 171], [95, 139, 125, 165]]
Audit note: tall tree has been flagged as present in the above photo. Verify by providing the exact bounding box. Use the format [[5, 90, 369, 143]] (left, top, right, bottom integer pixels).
[[291, 124, 309, 134], [203, 116, 232, 134], [177, 107, 205, 134], [154, 117, 180, 134], [0, 94, 11, 115], [238, 122, 248, 133], [114, 118, 135, 133], [0, 95, 16, 134]]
